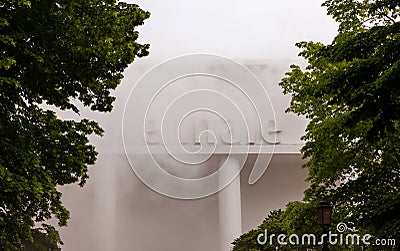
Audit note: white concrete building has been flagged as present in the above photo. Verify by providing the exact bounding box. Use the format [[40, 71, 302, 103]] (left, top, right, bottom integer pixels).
[[57, 58, 310, 251]]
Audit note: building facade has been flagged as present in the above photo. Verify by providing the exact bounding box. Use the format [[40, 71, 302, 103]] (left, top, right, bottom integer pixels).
[[58, 58, 309, 251]]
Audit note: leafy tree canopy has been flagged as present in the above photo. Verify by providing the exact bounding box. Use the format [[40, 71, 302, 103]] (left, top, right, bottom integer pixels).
[[232, 202, 321, 251], [280, 0, 400, 241], [0, 0, 149, 249], [234, 0, 399, 250]]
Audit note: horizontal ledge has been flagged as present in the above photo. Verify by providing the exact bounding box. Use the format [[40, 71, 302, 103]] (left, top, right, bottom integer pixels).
[[121, 144, 303, 154]]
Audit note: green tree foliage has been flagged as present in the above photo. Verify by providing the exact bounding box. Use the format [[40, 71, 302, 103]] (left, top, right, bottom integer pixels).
[[279, 0, 400, 242], [0, 0, 149, 249], [232, 202, 321, 251], [234, 1, 399, 250]]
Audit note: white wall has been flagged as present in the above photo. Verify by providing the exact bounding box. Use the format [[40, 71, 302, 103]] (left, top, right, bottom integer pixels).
[[57, 60, 310, 251]]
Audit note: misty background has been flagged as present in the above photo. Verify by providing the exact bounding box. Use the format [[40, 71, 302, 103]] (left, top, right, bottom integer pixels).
[[128, 0, 337, 61], [56, 1, 339, 250]]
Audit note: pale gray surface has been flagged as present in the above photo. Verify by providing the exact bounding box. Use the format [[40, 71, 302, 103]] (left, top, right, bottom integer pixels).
[[59, 153, 308, 251], [55, 60, 310, 250], [54, 0, 337, 249]]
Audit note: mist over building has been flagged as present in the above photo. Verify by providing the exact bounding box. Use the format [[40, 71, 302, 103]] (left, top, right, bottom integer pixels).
[[56, 1, 337, 250]]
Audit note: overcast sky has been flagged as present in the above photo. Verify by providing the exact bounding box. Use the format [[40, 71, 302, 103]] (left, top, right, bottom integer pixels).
[[127, 0, 338, 61]]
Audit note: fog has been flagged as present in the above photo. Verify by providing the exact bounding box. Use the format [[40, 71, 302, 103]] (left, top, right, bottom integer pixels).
[[129, 0, 337, 61], [57, 1, 338, 251]]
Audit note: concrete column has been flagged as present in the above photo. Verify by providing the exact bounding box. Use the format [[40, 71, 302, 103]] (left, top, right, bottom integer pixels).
[[94, 154, 117, 251], [218, 155, 242, 251]]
